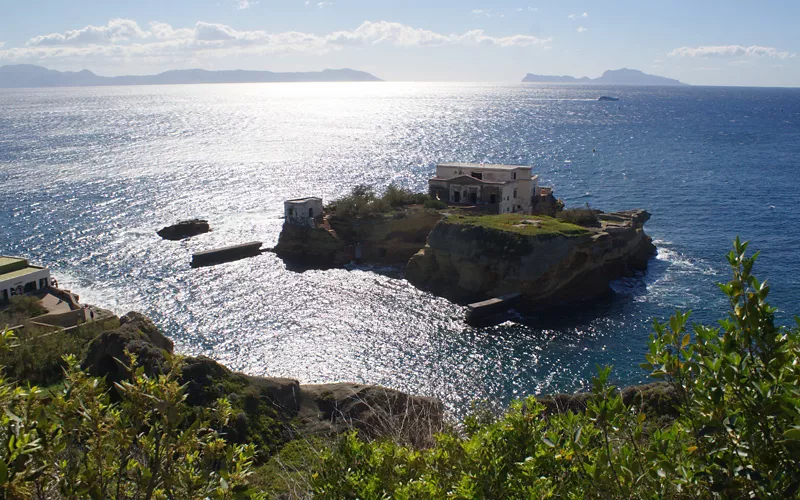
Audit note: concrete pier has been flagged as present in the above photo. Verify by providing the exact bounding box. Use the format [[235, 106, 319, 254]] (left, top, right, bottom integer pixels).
[[191, 241, 263, 268], [465, 293, 521, 326]]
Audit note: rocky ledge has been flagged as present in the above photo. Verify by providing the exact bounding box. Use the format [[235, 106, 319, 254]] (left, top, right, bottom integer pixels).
[[157, 219, 211, 240], [273, 209, 443, 269], [82, 311, 442, 448], [406, 209, 656, 308]]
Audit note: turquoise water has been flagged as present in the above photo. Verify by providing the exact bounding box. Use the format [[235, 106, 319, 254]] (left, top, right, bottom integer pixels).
[[1, 82, 799, 415]]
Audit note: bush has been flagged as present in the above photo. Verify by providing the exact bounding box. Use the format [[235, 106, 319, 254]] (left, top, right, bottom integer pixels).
[[312, 238, 800, 499], [0, 295, 47, 327], [0, 317, 119, 387], [423, 198, 447, 210], [0, 334, 262, 499], [330, 184, 434, 217], [556, 205, 600, 227]]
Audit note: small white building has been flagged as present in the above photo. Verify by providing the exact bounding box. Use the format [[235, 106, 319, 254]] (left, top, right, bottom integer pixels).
[[0, 256, 51, 304], [428, 163, 540, 214], [284, 197, 323, 227]]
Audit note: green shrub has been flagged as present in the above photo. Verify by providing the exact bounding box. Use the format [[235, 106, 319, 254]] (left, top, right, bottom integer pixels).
[[312, 238, 800, 499], [0, 295, 47, 327], [423, 198, 447, 210], [0, 333, 263, 499], [556, 205, 600, 227], [330, 184, 433, 217], [0, 317, 118, 387]]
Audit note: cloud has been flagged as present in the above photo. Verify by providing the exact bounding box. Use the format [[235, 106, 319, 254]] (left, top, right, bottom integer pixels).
[[577, 27, 588, 33], [668, 44, 795, 59], [582, 12, 588, 18], [26, 18, 149, 47], [0, 42, 4, 49], [236, 0, 257, 9], [0, 19, 553, 66], [568, 13, 576, 20]]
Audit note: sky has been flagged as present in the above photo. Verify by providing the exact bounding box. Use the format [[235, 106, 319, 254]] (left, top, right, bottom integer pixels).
[[0, 0, 797, 86]]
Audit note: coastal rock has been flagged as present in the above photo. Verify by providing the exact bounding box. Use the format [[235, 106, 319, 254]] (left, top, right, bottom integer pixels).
[[273, 223, 348, 269], [82, 311, 174, 386], [406, 209, 656, 308], [298, 383, 443, 446], [538, 382, 681, 424], [274, 209, 443, 269], [157, 219, 210, 240], [179, 355, 443, 447]]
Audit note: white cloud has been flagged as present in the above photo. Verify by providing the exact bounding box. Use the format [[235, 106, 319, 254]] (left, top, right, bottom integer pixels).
[[568, 13, 576, 20], [0, 19, 553, 67], [577, 26, 588, 33], [0, 42, 4, 49], [668, 44, 795, 59], [26, 18, 150, 47], [582, 12, 588, 18], [236, 0, 257, 9]]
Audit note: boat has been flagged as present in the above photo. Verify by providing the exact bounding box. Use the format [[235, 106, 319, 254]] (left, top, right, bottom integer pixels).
[[597, 96, 620, 102]]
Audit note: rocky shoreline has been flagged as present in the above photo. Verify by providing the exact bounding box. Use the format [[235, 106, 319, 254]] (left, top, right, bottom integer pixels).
[[274, 205, 656, 311], [407, 209, 656, 308], [78, 309, 678, 448]]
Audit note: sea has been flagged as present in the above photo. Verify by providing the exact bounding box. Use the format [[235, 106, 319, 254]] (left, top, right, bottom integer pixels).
[[1, 82, 799, 416]]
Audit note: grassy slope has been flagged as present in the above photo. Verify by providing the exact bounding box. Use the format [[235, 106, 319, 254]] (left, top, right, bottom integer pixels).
[[444, 213, 590, 237]]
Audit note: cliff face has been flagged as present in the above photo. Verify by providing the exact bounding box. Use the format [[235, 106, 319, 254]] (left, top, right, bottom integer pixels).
[[406, 210, 656, 307], [274, 209, 443, 269]]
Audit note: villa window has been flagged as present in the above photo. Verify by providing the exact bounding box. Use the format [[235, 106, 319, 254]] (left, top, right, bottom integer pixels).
[[513, 172, 517, 180], [471, 172, 483, 180], [513, 189, 518, 198], [308, 207, 314, 217]]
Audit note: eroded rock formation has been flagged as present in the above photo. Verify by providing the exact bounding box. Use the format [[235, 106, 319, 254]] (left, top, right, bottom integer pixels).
[[406, 209, 656, 308]]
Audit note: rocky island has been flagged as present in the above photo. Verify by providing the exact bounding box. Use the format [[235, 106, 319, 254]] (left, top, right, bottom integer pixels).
[[275, 163, 656, 313]]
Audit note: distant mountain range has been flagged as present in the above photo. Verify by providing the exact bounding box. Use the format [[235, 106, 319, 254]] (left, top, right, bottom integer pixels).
[[522, 68, 687, 86], [0, 64, 382, 89]]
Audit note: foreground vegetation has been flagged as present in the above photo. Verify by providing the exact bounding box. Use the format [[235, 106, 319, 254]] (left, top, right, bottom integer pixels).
[[0, 239, 798, 498], [312, 239, 800, 498]]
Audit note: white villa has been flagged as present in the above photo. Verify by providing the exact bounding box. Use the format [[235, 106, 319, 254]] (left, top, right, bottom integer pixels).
[[0, 256, 51, 304], [284, 197, 323, 227], [428, 163, 541, 214]]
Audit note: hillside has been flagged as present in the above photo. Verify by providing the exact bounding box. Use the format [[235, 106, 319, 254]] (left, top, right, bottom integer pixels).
[[523, 68, 687, 85], [0, 64, 383, 88]]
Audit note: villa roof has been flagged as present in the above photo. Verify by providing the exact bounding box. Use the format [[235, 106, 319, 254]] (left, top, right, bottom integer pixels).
[[0, 256, 48, 284], [430, 175, 507, 185], [0, 266, 46, 283], [437, 163, 531, 171], [286, 197, 322, 204]]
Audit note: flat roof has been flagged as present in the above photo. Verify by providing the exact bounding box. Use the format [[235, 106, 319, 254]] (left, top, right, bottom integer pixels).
[[0, 256, 26, 268], [0, 266, 47, 283], [438, 163, 531, 171], [286, 197, 322, 203]]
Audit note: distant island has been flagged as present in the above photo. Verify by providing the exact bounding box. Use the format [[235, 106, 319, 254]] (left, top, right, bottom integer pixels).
[[0, 64, 382, 89], [522, 68, 687, 86]]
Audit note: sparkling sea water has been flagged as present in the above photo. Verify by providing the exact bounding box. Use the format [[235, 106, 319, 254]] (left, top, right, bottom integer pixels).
[[1, 82, 799, 415]]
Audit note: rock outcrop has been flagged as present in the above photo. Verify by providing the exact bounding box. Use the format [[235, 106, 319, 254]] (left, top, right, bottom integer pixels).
[[406, 209, 656, 308], [274, 209, 443, 269], [82, 311, 175, 387], [82, 311, 443, 448], [157, 219, 210, 240]]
